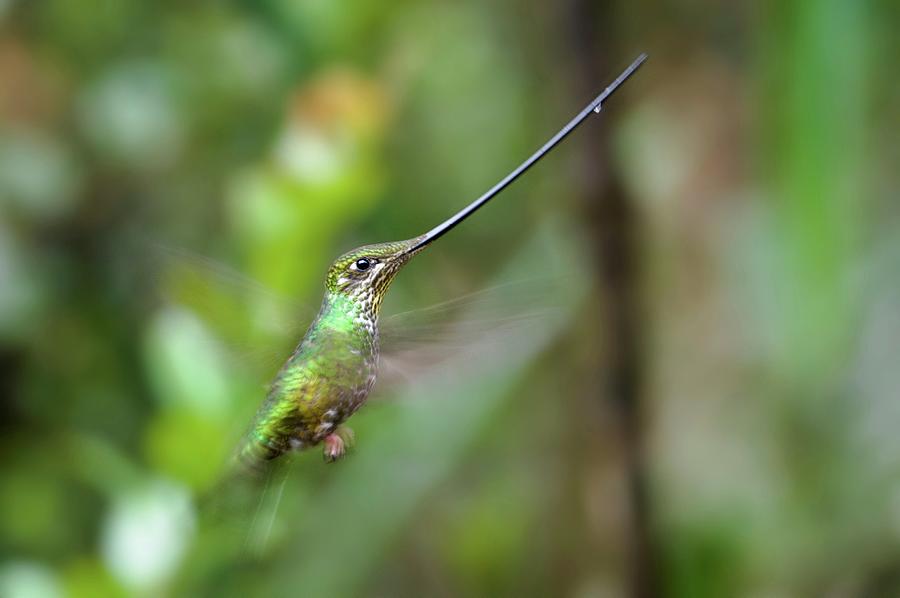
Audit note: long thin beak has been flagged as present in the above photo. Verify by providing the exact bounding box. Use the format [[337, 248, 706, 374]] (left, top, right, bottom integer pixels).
[[405, 53, 647, 255]]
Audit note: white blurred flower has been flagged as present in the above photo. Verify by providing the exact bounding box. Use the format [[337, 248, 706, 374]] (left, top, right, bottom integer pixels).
[[0, 561, 64, 598], [77, 62, 183, 170], [144, 306, 233, 416], [0, 128, 82, 222], [101, 479, 194, 591], [274, 125, 346, 184]]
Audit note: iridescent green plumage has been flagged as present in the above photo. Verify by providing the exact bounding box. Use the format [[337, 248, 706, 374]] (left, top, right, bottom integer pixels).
[[239, 237, 425, 467]]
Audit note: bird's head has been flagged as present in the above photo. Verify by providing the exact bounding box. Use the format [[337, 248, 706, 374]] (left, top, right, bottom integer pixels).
[[324, 236, 427, 314], [318, 56, 649, 319]]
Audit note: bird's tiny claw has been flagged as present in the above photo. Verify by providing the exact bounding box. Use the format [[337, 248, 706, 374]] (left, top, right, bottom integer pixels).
[[323, 426, 355, 463], [323, 433, 346, 463]]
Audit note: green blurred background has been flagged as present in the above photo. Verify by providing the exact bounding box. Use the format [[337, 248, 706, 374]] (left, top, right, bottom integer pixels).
[[1, 0, 898, 596]]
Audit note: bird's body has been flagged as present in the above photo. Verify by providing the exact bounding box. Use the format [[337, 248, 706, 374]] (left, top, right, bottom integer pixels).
[[239, 295, 376, 466], [238, 238, 423, 468]]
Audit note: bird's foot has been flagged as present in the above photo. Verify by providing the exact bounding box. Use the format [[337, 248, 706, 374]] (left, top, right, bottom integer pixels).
[[323, 426, 355, 463]]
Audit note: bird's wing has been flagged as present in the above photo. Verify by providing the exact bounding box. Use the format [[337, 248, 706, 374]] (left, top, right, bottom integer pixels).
[[375, 275, 568, 393]]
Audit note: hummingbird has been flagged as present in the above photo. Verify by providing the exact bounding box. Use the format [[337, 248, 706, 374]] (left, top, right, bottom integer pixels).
[[238, 54, 647, 469]]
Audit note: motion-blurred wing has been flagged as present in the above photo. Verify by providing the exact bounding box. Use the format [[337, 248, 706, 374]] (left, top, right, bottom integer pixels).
[[148, 242, 313, 377], [376, 276, 569, 392]]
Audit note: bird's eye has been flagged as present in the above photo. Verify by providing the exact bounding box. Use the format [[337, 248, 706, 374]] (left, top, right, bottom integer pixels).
[[354, 258, 371, 271]]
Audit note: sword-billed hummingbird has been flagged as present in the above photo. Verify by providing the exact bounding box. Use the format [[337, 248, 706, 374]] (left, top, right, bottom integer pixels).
[[239, 54, 647, 469]]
